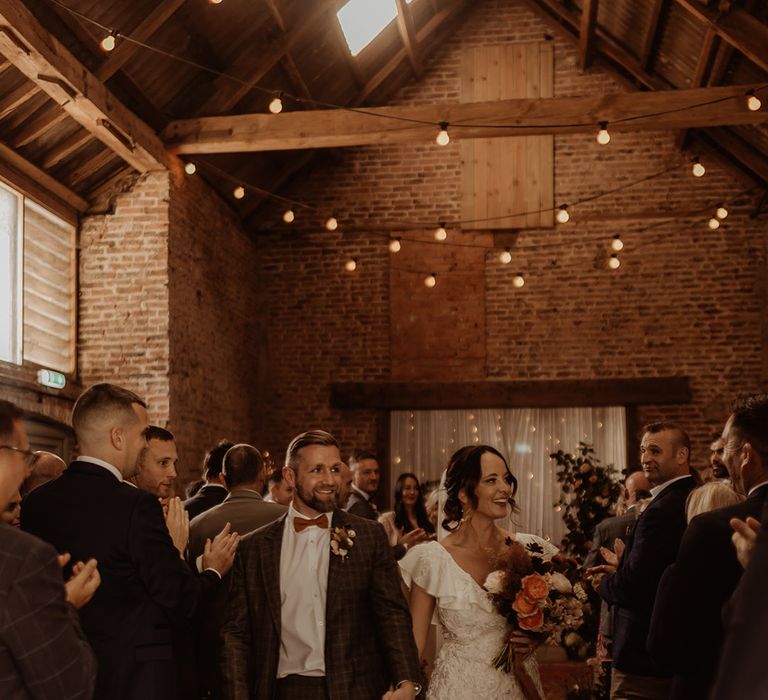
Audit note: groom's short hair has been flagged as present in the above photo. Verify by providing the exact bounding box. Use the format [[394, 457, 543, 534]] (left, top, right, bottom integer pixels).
[[285, 430, 339, 469]]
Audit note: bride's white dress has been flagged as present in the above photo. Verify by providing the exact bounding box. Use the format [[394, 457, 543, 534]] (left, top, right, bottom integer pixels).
[[399, 536, 555, 700]]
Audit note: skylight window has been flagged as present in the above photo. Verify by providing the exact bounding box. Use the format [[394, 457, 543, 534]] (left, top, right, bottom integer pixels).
[[337, 0, 414, 56]]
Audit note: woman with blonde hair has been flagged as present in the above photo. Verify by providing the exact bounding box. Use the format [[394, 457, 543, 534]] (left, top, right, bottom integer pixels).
[[685, 481, 744, 523]]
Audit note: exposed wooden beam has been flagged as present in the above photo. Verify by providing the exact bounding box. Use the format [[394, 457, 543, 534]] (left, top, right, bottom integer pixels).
[[164, 84, 767, 154], [331, 14, 366, 89], [330, 377, 692, 410], [9, 107, 67, 148], [0, 140, 88, 213], [195, 0, 344, 116], [578, 0, 599, 70], [640, 0, 666, 71], [676, 28, 719, 148], [0, 0, 174, 172], [64, 149, 118, 189], [94, 0, 187, 80], [41, 129, 92, 169], [263, 0, 286, 31], [395, 0, 423, 76], [673, 0, 768, 73], [701, 127, 768, 183], [0, 77, 38, 120]]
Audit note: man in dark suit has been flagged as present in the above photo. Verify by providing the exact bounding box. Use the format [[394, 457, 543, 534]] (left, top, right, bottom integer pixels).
[[705, 395, 768, 700], [221, 430, 422, 700], [0, 399, 98, 699], [594, 422, 695, 699], [21, 383, 230, 700], [185, 439, 232, 520], [344, 449, 380, 519]]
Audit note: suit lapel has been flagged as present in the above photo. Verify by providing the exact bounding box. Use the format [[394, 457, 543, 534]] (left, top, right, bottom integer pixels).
[[260, 516, 286, 635], [325, 509, 348, 625]]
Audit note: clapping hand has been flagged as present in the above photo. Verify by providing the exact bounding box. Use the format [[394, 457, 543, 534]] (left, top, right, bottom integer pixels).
[[202, 522, 240, 577], [399, 528, 430, 549], [382, 681, 417, 700], [586, 538, 624, 591], [731, 516, 761, 569], [165, 497, 189, 556], [57, 553, 101, 609]]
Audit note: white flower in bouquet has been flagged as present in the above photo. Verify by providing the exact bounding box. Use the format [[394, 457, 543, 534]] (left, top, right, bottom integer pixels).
[[573, 582, 588, 602], [483, 569, 507, 594], [548, 572, 572, 594]]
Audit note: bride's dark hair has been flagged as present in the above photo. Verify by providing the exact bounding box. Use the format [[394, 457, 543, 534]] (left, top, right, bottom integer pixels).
[[442, 445, 519, 532]]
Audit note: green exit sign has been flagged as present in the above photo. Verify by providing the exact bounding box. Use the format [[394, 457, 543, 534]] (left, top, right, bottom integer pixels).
[[37, 369, 66, 389]]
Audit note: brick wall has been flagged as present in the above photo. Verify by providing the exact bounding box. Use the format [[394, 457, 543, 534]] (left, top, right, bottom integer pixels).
[[256, 0, 768, 469]]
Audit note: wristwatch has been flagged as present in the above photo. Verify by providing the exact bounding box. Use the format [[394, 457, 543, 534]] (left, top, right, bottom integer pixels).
[[396, 680, 423, 695]]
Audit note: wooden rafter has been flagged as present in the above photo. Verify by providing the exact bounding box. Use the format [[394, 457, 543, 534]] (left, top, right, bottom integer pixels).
[[578, 0, 599, 71], [395, 0, 423, 76], [195, 0, 345, 117], [0, 1, 173, 172], [331, 13, 366, 89], [10, 107, 67, 147], [700, 127, 768, 183], [0, 77, 37, 120], [640, 0, 666, 71], [164, 84, 767, 154], [263, 0, 286, 31], [673, 0, 768, 73], [41, 129, 92, 170], [676, 28, 719, 148]]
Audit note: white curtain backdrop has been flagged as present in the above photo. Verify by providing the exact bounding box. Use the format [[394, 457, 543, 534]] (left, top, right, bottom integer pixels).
[[390, 406, 626, 546]]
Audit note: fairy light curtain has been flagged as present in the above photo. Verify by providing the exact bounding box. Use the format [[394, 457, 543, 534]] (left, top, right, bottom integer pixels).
[[390, 407, 626, 545]]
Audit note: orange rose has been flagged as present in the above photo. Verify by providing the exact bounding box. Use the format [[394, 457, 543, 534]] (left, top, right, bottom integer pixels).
[[513, 591, 539, 616], [518, 607, 544, 632], [521, 574, 548, 602]]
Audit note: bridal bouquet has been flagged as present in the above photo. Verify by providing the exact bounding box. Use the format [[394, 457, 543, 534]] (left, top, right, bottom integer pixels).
[[484, 539, 587, 697]]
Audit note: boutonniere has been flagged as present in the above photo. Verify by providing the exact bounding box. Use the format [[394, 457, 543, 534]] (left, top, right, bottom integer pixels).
[[330, 526, 356, 562]]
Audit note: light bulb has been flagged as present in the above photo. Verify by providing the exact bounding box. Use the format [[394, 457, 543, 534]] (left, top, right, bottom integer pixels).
[[499, 248, 512, 264], [268, 95, 283, 114], [282, 209, 295, 223], [100, 32, 117, 52], [708, 217, 720, 230], [596, 122, 610, 145], [608, 254, 621, 269], [556, 205, 570, 224], [747, 91, 762, 112], [692, 158, 706, 177], [434, 224, 447, 241], [325, 216, 338, 231], [424, 273, 437, 288], [344, 258, 357, 272], [716, 205, 728, 220], [233, 186, 245, 200], [184, 162, 196, 175], [209, 0, 223, 4], [611, 235, 624, 252], [389, 238, 401, 253], [435, 122, 450, 146], [513, 273, 525, 288]]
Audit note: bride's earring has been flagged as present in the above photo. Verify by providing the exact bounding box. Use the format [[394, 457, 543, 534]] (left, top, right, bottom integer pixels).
[[460, 506, 473, 524]]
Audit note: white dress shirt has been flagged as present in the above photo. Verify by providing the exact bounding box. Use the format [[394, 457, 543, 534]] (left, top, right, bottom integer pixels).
[[78, 455, 123, 482], [277, 504, 331, 678], [649, 474, 693, 499], [748, 479, 768, 497]]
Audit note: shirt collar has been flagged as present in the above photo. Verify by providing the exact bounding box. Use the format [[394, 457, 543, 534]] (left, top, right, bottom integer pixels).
[[204, 483, 228, 491], [78, 455, 123, 482], [351, 484, 371, 501], [748, 480, 768, 497], [650, 474, 692, 499]]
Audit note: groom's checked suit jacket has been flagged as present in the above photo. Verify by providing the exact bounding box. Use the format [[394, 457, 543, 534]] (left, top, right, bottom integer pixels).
[[221, 508, 421, 700]]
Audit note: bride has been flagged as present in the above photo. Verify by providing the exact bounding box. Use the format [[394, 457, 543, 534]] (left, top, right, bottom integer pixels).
[[399, 445, 555, 699]]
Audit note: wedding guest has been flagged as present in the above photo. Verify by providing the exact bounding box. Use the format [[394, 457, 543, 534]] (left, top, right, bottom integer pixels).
[[185, 478, 204, 499], [337, 461, 353, 508], [184, 439, 233, 519], [594, 422, 695, 700], [684, 480, 743, 522], [0, 399, 98, 699], [378, 473, 434, 554], [345, 449, 380, 519], [264, 467, 294, 506], [21, 449, 66, 495], [702, 395, 768, 700], [424, 486, 440, 530], [21, 383, 231, 700], [1, 489, 21, 526], [710, 431, 729, 480], [132, 425, 178, 500], [221, 429, 422, 700]]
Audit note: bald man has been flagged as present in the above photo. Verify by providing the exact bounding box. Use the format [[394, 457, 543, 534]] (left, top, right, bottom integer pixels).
[[21, 450, 66, 496]]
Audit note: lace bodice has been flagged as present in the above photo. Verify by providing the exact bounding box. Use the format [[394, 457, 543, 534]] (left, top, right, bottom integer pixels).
[[400, 538, 549, 699]]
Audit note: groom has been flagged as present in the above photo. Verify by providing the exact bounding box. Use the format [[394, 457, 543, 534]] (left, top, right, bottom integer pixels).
[[221, 429, 421, 700]]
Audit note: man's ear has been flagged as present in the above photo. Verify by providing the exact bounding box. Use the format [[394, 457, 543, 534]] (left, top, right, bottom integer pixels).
[[283, 465, 296, 489], [676, 445, 690, 465], [110, 425, 123, 451]]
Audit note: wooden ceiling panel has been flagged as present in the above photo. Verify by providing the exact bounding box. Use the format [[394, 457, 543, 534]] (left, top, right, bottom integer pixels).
[[572, 0, 651, 63], [654, 1, 709, 87]]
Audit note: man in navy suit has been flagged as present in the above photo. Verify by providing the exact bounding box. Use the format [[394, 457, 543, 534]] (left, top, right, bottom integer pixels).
[[184, 439, 232, 520], [22, 383, 230, 700], [594, 422, 695, 699], [648, 396, 768, 697]]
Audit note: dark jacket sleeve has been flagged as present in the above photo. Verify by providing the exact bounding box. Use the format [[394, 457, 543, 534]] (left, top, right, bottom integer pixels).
[[1, 541, 97, 699], [583, 520, 608, 570], [220, 549, 254, 700]]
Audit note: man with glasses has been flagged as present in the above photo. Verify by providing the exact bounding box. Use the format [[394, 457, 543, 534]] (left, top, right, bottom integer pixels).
[[0, 399, 98, 698]]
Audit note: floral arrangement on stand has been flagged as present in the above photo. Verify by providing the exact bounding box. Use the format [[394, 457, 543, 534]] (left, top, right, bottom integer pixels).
[[483, 538, 589, 700], [551, 442, 623, 560]]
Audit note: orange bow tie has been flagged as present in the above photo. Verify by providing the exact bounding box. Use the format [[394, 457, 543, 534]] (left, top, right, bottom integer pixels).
[[293, 514, 330, 533]]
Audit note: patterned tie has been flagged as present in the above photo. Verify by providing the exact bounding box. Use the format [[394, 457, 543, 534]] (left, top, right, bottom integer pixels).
[[293, 513, 330, 533]]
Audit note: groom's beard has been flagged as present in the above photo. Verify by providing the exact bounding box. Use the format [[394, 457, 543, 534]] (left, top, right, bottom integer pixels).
[[295, 480, 337, 513]]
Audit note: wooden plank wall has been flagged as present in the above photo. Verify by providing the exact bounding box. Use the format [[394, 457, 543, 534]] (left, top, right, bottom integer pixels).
[[460, 42, 554, 229]]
